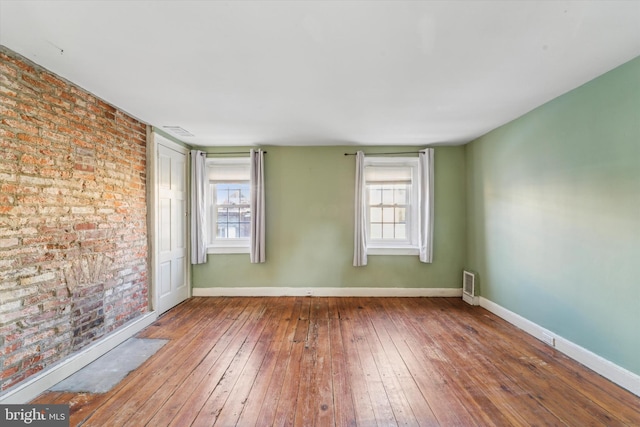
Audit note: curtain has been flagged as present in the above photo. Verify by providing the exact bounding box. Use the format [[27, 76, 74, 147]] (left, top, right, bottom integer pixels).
[[419, 148, 434, 263], [190, 150, 208, 264], [353, 151, 368, 266], [250, 149, 266, 263]]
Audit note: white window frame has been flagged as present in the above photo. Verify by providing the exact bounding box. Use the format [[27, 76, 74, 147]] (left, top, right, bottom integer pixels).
[[364, 157, 420, 256], [206, 157, 251, 254]]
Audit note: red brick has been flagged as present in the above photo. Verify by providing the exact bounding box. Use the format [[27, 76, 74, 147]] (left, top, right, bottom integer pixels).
[[0, 47, 149, 391], [0, 128, 16, 140], [0, 60, 19, 79], [74, 222, 96, 231], [21, 74, 49, 92], [74, 163, 95, 172], [0, 104, 19, 118], [2, 118, 38, 135], [21, 153, 55, 166], [1, 364, 20, 380], [41, 73, 67, 88], [22, 365, 44, 378], [0, 52, 36, 74]]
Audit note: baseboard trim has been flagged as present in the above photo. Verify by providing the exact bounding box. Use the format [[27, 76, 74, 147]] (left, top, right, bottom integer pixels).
[[0, 311, 158, 404], [479, 297, 640, 397], [193, 287, 463, 298]]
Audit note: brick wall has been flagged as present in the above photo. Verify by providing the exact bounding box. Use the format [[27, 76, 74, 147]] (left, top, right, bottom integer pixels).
[[0, 47, 149, 391]]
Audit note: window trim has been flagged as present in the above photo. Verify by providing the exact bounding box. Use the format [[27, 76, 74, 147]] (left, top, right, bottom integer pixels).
[[206, 157, 251, 254], [364, 157, 420, 256]]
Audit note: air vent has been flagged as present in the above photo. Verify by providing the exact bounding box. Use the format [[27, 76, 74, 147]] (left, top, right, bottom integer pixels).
[[162, 126, 194, 137], [462, 270, 479, 305]]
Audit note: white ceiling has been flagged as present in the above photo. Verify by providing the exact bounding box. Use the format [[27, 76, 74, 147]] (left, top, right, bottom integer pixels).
[[1, 1, 639, 147]]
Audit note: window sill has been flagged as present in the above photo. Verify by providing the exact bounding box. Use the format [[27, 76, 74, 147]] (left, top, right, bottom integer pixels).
[[207, 246, 250, 254], [367, 246, 419, 256]]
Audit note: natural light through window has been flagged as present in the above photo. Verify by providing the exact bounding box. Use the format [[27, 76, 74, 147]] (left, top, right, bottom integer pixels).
[[365, 158, 419, 255], [207, 157, 251, 253], [369, 183, 409, 240], [215, 183, 250, 239]]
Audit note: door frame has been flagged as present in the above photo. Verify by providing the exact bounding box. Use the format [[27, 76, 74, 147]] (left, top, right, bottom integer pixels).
[[148, 130, 191, 313]]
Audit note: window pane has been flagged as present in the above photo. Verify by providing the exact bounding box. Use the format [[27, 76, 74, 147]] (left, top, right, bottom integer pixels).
[[370, 207, 382, 222], [229, 188, 240, 204], [217, 187, 229, 204], [382, 224, 394, 239], [227, 207, 240, 221], [217, 223, 227, 238], [394, 188, 407, 203], [369, 186, 382, 205], [382, 188, 394, 204], [240, 206, 251, 220], [382, 207, 394, 222], [228, 224, 238, 239], [240, 222, 251, 238], [210, 163, 252, 243], [370, 223, 382, 239], [364, 161, 417, 244], [240, 187, 250, 203]]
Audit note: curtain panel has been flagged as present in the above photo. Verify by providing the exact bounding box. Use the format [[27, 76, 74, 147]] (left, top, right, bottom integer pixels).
[[419, 148, 434, 263], [353, 151, 368, 266], [190, 150, 208, 264], [250, 149, 266, 263]]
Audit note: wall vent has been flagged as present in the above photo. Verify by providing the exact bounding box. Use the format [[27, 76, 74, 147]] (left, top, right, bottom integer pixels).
[[462, 270, 479, 305]]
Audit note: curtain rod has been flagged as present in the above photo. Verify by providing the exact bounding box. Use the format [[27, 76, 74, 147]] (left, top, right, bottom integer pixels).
[[344, 151, 425, 156], [204, 151, 267, 156]]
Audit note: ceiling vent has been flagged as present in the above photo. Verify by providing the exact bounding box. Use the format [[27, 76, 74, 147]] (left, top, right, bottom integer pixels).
[[162, 126, 194, 137]]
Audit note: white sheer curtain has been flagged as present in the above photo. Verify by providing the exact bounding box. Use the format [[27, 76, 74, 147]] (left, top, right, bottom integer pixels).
[[190, 150, 208, 264], [353, 151, 368, 267], [419, 148, 434, 263], [250, 149, 266, 263]]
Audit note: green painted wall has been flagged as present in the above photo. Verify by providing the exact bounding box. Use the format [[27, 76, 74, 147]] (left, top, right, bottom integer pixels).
[[193, 145, 466, 289], [465, 57, 640, 375]]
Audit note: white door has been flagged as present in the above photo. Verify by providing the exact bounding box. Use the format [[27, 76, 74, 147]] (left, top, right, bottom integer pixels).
[[157, 140, 189, 314]]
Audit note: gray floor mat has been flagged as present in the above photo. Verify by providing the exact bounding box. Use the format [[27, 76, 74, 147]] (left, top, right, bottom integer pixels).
[[50, 338, 168, 393]]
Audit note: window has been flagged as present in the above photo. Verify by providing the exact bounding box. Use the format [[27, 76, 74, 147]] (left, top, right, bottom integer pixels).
[[364, 157, 419, 255], [207, 158, 251, 253]]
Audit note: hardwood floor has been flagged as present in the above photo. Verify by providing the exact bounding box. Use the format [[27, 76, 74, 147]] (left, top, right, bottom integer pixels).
[[32, 297, 640, 426]]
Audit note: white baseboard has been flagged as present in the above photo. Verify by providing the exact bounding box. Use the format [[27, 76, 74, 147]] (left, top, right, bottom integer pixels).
[[479, 297, 640, 397], [0, 311, 158, 404], [462, 293, 480, 306], [193, 287, 463, 298]]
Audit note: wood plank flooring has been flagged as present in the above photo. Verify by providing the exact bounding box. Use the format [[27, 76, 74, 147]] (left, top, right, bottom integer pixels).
[[32, 297, 640, 426]]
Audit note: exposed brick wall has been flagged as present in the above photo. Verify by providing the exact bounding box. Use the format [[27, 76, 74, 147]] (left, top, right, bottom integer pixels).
[[0, 47, 149, 391]]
